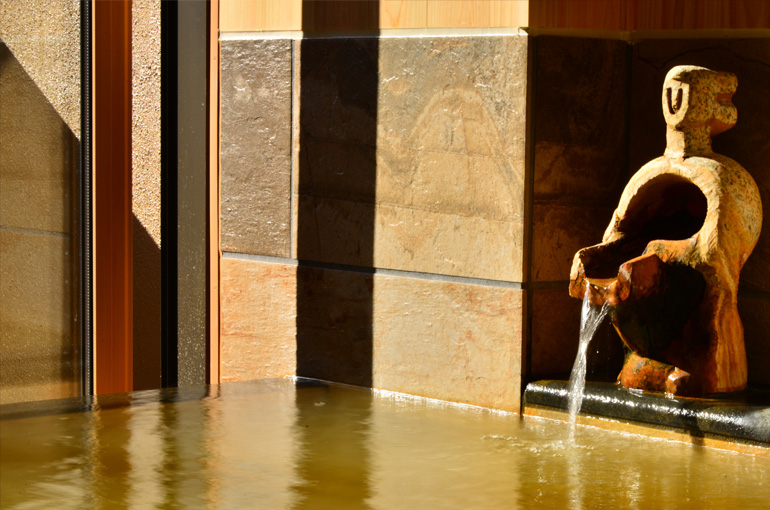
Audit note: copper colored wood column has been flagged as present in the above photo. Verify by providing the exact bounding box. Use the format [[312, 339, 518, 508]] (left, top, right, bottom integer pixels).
[[209, 0, 220, 384], [93, 0, 133, 394]]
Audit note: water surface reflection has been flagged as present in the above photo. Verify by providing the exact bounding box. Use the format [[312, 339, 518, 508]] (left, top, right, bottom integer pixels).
[[1, 379, 768, 509]]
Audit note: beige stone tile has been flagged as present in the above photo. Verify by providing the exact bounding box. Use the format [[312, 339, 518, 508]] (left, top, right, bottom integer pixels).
[[295, 194, 522, 281], [531, 204, 615, 282], [294, 264, 523, 411], [0, 230, 73, 333], [533, 37, 628, 203], [631, 39, 770, 292], [373, 274, 523, 412], [374, 201, 522, 281], [220, 39, 293, 257], [738, 294, 770, 388], [296, 36, 528, 282], [219, 257, 297, 382]]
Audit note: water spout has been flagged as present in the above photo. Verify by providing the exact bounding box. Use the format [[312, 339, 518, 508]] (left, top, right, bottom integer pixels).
[[567, 289, 610, 440]]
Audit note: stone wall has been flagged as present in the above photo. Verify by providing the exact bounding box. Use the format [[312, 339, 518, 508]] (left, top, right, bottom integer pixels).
[[218, 32, 770, 410], [219, 35, 529, 411]]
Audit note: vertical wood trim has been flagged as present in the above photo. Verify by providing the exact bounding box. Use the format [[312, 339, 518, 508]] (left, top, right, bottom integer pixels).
[[209, 0, 221, 384], [93, 0, 133, 395]]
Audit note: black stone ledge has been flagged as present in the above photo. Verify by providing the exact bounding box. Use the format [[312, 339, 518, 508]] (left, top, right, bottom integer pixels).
[[524, 380, 770, 445]]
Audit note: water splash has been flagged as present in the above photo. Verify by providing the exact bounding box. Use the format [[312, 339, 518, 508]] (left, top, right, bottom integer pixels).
[[567, 291, 610, 440]]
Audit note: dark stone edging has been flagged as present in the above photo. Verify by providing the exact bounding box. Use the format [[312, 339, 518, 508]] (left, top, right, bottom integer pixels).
[[524, 380, 770, 445]]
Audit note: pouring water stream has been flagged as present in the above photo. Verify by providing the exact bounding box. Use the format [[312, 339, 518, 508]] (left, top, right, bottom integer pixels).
[[567, 290, 610, 441]]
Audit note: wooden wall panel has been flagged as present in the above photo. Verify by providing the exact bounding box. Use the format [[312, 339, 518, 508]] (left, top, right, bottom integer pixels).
[[490, 0, 529, 28], [220, 0, 301, 32], [427, 0, 491, 28], [529, 0, 770, 30], [380, 0, 427, 29], [529, 0, 625, 30], [301, 0, 379, 31], [221, 0, 531, 31], [626, 0, 770, 30]]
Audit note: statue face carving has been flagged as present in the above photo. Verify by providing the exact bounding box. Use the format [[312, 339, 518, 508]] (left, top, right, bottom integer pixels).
[[662, 66, 737, 135], [569, 65, 762, 397]]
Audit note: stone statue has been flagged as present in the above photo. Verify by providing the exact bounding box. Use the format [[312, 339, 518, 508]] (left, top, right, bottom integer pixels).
[[569, 65, 762, 396]]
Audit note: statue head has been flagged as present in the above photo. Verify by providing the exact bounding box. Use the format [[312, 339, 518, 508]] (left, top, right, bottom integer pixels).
[[663, 65, 738, 136]]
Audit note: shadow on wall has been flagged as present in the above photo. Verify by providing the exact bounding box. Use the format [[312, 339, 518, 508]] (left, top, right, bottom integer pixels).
[[296, 2, 380, 389], [133, 215, 161, 390], [0, 41, 81, 403]]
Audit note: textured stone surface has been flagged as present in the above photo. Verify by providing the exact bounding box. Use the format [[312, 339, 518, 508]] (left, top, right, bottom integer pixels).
[[296, 36, 528, 281], [220, 39, 292, 257], [296, 264, 523, 411], [0, 42, 78, 404], [0, 0, 81, 138], [631, 39, 770, 293], [373, 274, 523, 411], [220, 258, 297, 382], [0, 229, 75, 405], [534, 37, 629, 204], [0, 42, 77, 234]]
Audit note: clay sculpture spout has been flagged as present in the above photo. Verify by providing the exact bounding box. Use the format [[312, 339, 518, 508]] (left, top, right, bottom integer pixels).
[[569, 66, 762, 397]]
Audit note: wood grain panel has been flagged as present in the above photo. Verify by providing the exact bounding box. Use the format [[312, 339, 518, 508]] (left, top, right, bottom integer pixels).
[[380, 0, 427, 28], [490, 0, 529, 27], [220, 0, 301, 32], [94, 0, 133, 395], [302, 0, 379, 31], [627, 0, 770, 30], [529, 0, 625, 30], [427, 0, 491, 28]]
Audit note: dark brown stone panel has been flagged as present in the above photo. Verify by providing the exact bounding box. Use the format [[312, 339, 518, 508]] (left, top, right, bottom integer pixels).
[[534, 36, 629, 204], [631, 38, 770, 293], [530, 288, 624, 382], [738, 295, 770, 388], [220, 39, 292, 257], [531, 203, 615, 282]]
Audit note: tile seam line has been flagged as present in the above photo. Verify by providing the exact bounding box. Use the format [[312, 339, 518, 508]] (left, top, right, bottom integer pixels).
[[221, 251, 524, 289]]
